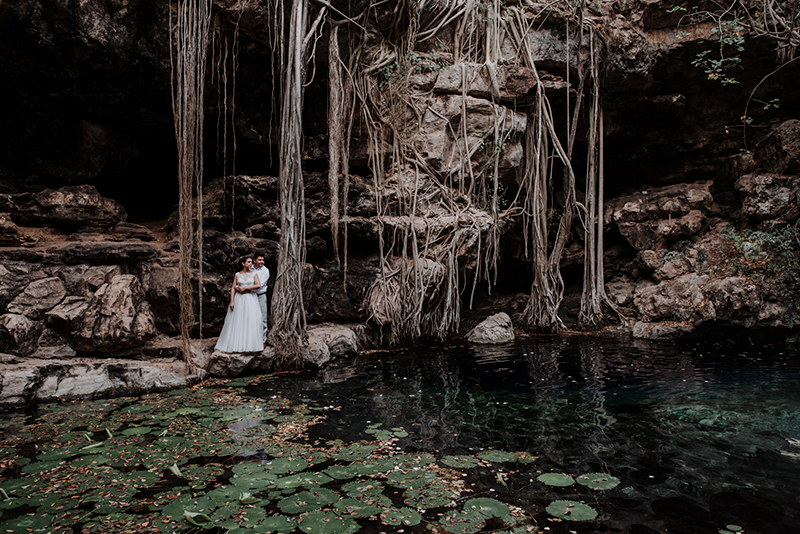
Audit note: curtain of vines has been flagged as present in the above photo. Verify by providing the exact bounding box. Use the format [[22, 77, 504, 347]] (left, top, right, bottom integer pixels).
[[172, 0, 211, 365], [268, 0, 327, 367]]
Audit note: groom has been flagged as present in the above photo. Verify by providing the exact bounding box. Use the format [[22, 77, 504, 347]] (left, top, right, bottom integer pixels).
[[253, 253, 270, 347]]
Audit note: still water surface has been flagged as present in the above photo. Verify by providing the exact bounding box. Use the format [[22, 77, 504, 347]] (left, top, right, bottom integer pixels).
[[252, 336, 800, 534]]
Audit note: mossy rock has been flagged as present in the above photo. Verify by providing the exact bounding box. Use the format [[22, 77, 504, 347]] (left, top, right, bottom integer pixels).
[[537, 473, 575, 487], [576, 473, 620, 490], [545, 500, 598, 521]]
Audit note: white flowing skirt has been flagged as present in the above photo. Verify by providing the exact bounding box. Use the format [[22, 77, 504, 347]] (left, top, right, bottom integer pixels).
[[214, 292, 263, 353]]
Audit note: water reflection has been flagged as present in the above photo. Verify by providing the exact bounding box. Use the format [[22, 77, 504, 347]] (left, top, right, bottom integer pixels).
[[252, 337, 800, 533]]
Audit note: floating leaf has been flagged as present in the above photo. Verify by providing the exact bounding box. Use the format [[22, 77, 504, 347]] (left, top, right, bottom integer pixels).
[[545, 500, 598, 521], [576, 473, 620, 490], [325, 465, 360, 480], [476, 450, 518, 463], [341, 481, 384, 498], [121, 426, 152, 435], [403, 484, 458, 508], [184, 510, 214, 527], [257, 515, 296, 534], [330, 444, 376, 461], [296, 510, 360, 534], [335, 498, 382, 518], [279, 488, 339, 513], [381, 507, 422, 526], [439, 510, 486, 534], [537, 473, 575, 487], [387, 470, 436, 489], [0, 512, 54, 532], [464, 497, 509, 519], [263, 457, 309, 474], [440, 455, 479, 469]]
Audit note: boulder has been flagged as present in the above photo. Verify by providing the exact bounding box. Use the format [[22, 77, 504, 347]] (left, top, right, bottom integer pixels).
[[605, 277, 635, 307], [754, 120, 800, 175], [416, 94, 526, 182], [207, 350, 257, 377], [301, 337, 331, 367], [465, 312, 515, 344], [0, 313, 43, 356], [0, 212, 36, 246], [77, 265, 122, 296], [634, 273, 713, 323], [12, 185, 127, 227], [307, 324, 359, 356], [70, 274, 157, 352], [605, 182, 713, 250], [7, 276, 67, 320], [0, 262, 47, 311], [433, 63, 537, 101], [109, 222, 156, 241], [632, 321, 695, 340], [735, 173, 800, 223]]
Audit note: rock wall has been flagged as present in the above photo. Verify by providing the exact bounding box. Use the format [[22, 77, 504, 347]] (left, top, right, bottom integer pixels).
[[0, 0, 799, 403]]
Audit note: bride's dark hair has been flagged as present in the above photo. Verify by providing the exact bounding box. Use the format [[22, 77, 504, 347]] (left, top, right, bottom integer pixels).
[[239, 256, 253, 267]]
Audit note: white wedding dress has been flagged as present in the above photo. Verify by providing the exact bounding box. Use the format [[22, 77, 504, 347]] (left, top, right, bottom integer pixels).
[[215, 271, 263, 353]]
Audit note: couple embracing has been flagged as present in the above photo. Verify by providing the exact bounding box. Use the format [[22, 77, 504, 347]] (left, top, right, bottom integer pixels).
[[214, 254, 271, 353]]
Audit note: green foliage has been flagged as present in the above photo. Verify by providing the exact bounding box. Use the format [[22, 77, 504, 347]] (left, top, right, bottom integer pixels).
[[720, 226, 800, 319]]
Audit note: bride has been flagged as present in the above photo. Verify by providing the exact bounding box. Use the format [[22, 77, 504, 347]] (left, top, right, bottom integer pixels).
[[215, 256, 264, 353]]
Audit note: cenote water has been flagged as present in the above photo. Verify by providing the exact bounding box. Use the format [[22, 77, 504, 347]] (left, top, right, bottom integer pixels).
[[1, 337, 799, 534]]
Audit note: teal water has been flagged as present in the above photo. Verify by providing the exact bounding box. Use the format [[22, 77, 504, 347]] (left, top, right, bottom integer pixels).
[[253, 336, 800, 534], [1, 336, 798, 534]]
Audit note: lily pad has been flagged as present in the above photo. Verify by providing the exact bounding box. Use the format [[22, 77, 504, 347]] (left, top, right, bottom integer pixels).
[[330, 443, 376, 461], [335, 498, 382, 518], [256, 515, 296, 534], [296, 510, 360, 534], [537, 473, 575, 487], [439, 510, 486, 534], [545, 500, 598, 521], [576, 473, 620, 490], [476, 450, 518, 463], [387, 470, 436, 489], [341, 481, 385, 498], [381, 507, 422, 526], [0, 512, 54, 533], [274, 472, 332, 490], [403, 484, 459, 508], [440, 455, 479, 469], [324, 465, 360, 480], [279, 488, 339, 513], [121, 426, 153, 436], [464, 497, 510, 518], [263, 457, 309, 474]]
